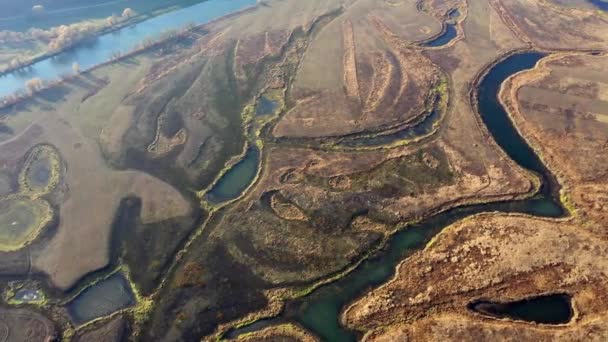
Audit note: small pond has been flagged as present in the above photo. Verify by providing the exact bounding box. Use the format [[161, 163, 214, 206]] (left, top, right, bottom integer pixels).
[[468, 294, 573, 324], [13, 288, 44, 302], [67, 273, 135, 325], [448, 8, 461, 20], [206, 147, 260, 204], [255, 96, 278, 116]]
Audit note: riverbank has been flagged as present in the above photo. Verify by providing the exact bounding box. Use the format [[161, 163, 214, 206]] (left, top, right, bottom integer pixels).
[[0, 0, 258, 105]]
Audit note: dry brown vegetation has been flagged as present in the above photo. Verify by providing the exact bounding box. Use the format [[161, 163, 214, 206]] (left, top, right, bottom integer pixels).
[[343, 214, 608, 341], [340, 1, 608, 340], [273, 0, 444, 138], [233, 323, 319, 342], [490, 0, 608, 50]]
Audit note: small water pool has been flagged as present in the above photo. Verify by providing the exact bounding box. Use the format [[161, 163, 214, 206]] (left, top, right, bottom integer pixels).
[[468, 294, 573, 324], [206, 147, 260, 204], [448, 8, 461, 20], [67, 273, 135, 325], [255, 96, 278, 116], [13, 288, 43, 302]]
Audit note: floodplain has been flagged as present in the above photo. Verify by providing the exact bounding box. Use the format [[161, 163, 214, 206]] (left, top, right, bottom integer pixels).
[[0, 0, 606, 341]]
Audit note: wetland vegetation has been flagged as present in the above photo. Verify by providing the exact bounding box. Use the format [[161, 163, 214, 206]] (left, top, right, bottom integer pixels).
[[0, 0, 606, 340]]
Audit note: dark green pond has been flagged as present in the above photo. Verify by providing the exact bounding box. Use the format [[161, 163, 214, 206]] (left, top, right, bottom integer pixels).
[[228, 52, 565, 341], [469, 294, 573, 324], [66, 273, 135, 325], [206, 147, 260, 204]]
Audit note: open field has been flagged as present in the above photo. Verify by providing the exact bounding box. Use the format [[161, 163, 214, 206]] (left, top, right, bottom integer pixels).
[[274, 0, 444, 138], [0, 308, 56, 341], [490, 0, 608, 50], [0, 55, 197, 291]]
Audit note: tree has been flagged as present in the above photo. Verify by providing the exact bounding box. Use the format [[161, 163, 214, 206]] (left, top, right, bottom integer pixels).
[[122, 8, 135, 18], [25, 78, 44, 94], [105, 15, 118, 26], [72, 62, 81, 74]]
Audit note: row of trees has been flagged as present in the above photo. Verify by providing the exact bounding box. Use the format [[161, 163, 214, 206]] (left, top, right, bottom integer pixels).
[[0, 8, 137, 51]]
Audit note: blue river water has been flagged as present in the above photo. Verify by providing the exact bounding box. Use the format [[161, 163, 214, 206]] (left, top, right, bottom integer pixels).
[[588, 0, 608, 10], [0, 0, 256, 98]]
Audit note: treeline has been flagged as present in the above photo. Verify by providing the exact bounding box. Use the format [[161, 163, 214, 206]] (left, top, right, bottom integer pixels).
[[1, 8, 136, 70]]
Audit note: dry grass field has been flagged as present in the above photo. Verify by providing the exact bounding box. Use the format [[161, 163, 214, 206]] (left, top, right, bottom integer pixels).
[[274, 0, 445, 138], [343, 214, 608, 341], [490, 0, 608, 50]]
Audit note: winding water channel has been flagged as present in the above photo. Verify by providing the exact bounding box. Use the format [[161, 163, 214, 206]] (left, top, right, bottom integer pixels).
[[228, 52, 565, 341], [0, 0, 576, 336], [0, 0, 256, 98]]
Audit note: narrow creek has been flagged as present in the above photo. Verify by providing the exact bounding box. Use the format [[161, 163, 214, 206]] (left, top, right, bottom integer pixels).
[[227, 52, 566, 341], [423, 24, 457, 47]]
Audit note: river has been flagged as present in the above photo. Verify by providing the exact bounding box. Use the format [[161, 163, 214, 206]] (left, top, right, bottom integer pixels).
[[0, 0, 256, 98], [226, 52, 566, 341]]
